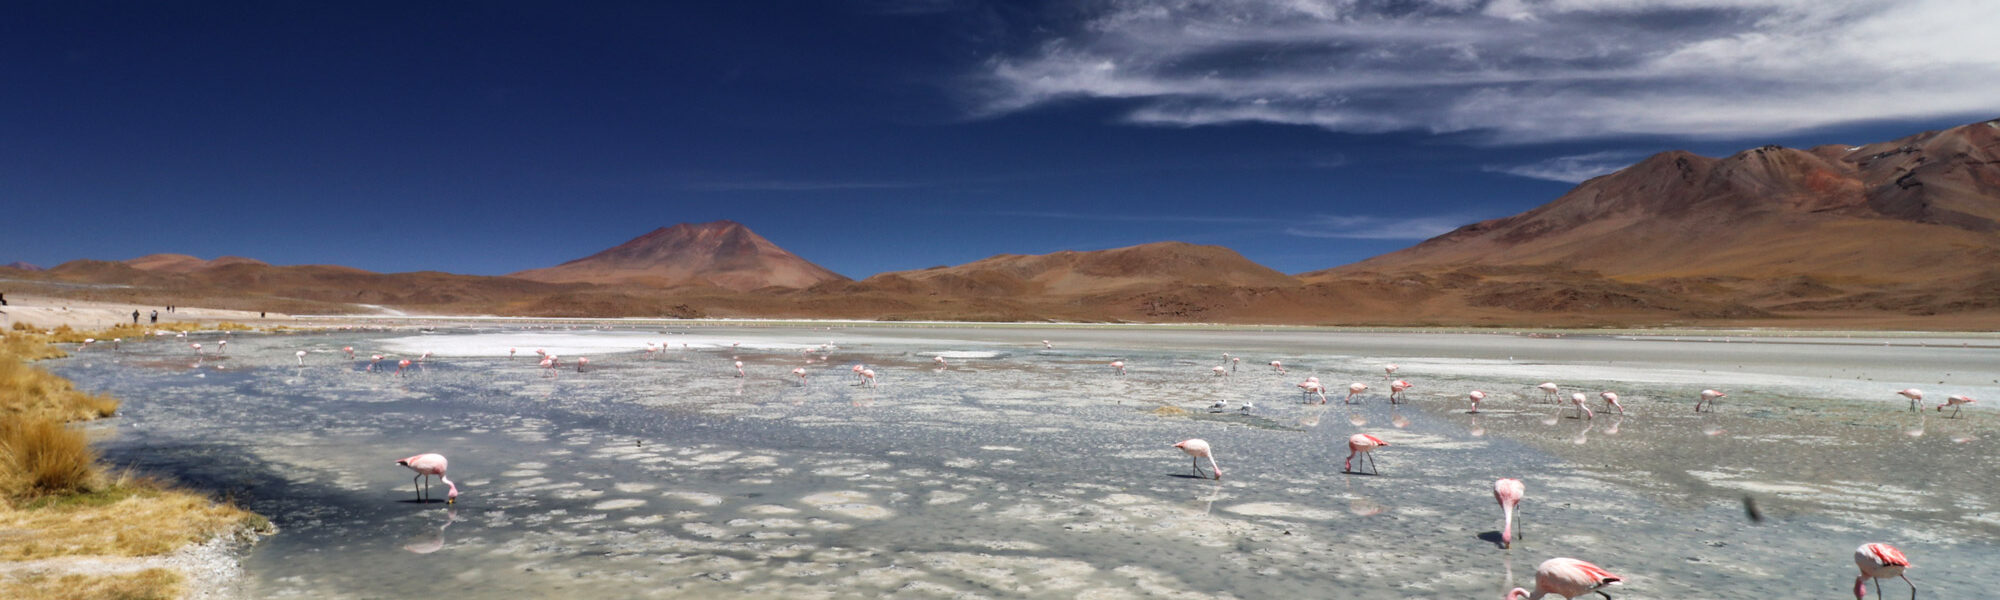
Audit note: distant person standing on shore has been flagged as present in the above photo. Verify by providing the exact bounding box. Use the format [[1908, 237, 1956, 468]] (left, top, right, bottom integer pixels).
[[150, 310, 158, 324], [1, 292, 7, 305], [133, 310, 140, 324]]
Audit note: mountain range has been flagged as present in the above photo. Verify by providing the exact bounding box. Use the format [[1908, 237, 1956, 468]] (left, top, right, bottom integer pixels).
[[6, 119, 1997, 328]]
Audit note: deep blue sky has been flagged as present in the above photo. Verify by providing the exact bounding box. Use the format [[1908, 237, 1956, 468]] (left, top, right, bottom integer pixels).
[[4, 1, 1994, 278]]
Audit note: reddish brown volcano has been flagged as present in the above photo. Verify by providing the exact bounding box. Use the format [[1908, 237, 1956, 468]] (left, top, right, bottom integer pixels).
[[509, 221, 848, 292]]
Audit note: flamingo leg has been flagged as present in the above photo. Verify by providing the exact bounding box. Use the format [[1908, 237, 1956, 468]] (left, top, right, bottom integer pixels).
[[1875, 578, 1883, 600], [1596, 592, 1613, 600], [413, 474, 424, 501], [1191, 457, 1200, 478], [1902, 574, 1916, 600]]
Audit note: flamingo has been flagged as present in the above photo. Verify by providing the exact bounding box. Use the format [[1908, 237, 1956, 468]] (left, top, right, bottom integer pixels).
[[1211, 366, 1228, 378], [1896, 389, 1923, 411], [792, 367, 807, 386], [1495, 478, 1525, 549], [77, 338, 94, 352], [218, 339, 227, 354], [1468, 390, 1487, 413], [1506, 557, 1623, 600], [538, 356, 556, 377], [1537, 382, 1560, 403], [1345, 433, 1388, 475], [368, 354, 384, 372], [1388, 379, 1413, 404], [851, 364, 866, 384], [1172, 439, 1222, 479], [1600, 392, 1625, 415], [1697, 389, 1727, 412], [394, 359, 412, 377], [295, 350, 307, 366], [1298, 379, 1327, 404], [508, 347, 516, 360], [576, 357, 589, 372], [1344, 382, 1369, 404], [859, 368, 878, 387], [1938, 394, 1976, 418], [1042, 340, 1052, 349], [1853, 542, 1915, 600], [345, 346, 356, 359], [1231, 356, 1241, 371], [1110, 360, 1126, 376], [395, 453, 459, 505], [1270, 360, 1285, 374], [933, 356, 947, 369], [1568, 393, 1595, 420], [733, 360, 745, 377], [191, 343, 203, 355], [1384, 363, 1399, 380]]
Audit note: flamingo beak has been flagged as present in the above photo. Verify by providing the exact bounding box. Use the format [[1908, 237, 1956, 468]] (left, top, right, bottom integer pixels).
[[447, 497, 455, 505]]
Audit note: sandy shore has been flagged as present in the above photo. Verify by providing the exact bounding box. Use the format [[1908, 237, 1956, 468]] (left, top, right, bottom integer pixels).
[[0, 294, 290, 331]]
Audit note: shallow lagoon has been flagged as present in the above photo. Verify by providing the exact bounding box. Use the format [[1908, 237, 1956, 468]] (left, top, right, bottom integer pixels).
[[54, 326, 2000, 598]]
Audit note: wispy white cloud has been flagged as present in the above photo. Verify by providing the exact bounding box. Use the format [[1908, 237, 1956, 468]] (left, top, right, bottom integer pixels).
[[972, 0, 2000, 142], [1284, 214, 1469, 239], [684, 180, 928, 192], [1484, 151, 1640, 183]]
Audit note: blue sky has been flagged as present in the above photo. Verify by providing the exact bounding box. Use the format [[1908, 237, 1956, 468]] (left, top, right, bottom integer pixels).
[[4, 1, 1995, 278]]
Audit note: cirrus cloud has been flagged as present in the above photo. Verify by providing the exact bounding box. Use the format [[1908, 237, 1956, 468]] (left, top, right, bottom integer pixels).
[[972, 0, 2000, 142]]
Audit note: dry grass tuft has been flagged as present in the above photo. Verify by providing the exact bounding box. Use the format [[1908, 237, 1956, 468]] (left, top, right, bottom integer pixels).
[[0, 352, 120, 422], [0, 482, 267, 559], [0, 567, 184, 600], [1150, 405, 1189, 416], [0, 416, 100, 501]]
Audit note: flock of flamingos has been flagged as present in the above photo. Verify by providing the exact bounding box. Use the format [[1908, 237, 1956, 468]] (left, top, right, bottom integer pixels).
[[100, 329, 1975, 598]]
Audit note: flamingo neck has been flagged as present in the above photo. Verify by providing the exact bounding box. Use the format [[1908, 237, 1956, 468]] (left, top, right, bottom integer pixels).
[[1852, 576, 1867, 600], [1501, 505, 1514, 545], [441, 474, 459, 501], [1505, 588, 1534, 600]]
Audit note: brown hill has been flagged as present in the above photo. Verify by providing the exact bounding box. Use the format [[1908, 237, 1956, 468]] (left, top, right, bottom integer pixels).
[[1322, 119, 2000, 284], [835, 241, 1301, 298], [508, 221, 848, 292], [3, 261, 43, 271], [124, 254, 270, 273]]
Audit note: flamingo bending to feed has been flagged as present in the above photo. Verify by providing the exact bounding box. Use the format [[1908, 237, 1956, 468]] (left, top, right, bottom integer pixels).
[[859, 368, 877, 387], [1599, 392, 1625, 415], [1468, 390, 1487, 413], [345, 346, 356, 359], [1110, 360, 1126, 376], [1042, 340, 1052, 349], [1298, 379, 1327, 404], [1853, 542, 1915, 600], [396, 453, 459, 505], [1568, 393, 1595, 420], [1211, 366, 1228, 378], [1537, 382, 1560, 403], [1896, 388, 1923, 412], [1172, 439, 1222, 479], [218, 339, 227, 354], [1384, 364, 1399, 380], [792, 367, 808, 386], [191, 343, 203, 355], [933, 356, 947, 369], [1388, 379, 1413, 404], [295, 350, 307, 366], [394, 359, 412, 377], [1506, 557, 1623, 600], [1344, 433, 1388, 475], [368, 355, 384, 371], [1269, 360, 1285, 374], [1495, 478, 1525, 549], [1344, 382, 1369, 404], [538, 356, 556, 377], [576, 357, 589, 372], [733, 360, 745, 377], [851, 364, 866, 383], [1938, 394, 1976, 418], [1697, 389, 1727, 412]]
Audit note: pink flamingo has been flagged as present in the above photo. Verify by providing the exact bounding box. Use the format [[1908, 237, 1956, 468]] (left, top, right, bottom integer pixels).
[[1298, 378, 1327, 403], [1344, 382, 1369, 404], [1384, 363, 1399, 380], [1537, 382, 1560, 403], [1938, 394, 1976, 418], [295, 350, 307, 366], [1567, 393, 1595, 420], [1468, 390, 1487, 413], [1388, 379, 1413, 404], [1172, 439, 1222, 479], [1345, 433, 1388, 474], [368, 354, 384, 372], [217, 339, 227, 354], [851, 364, 867, 384], [1896, 388, 1923, 411], [1697, 389, 1727, 412], [734, 360, 745, 378], [792, 367, 807, 386], [576, 357, 589, 372], [508, 347, 516, 360], [538, 356, 556, 377], [345, 346, 355, 359], [1270, 360, 1285, 374], [191, 342, 203, 355], [1506, 557, 1623, 600], [395, 453, 459, 505], [1211, 365, 1228, 378], [1853, 542, 1915, 600], [1599, 392, 1625, 415], [1231, 356, 1241, 371], [933, 356, 947, 369], [1110, 360, 1126, 376], [859, 368, 877, 387], [394, 359, 412, 377], [1042, 340, 1052, 349], [1495, 478, 1525, 549]]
